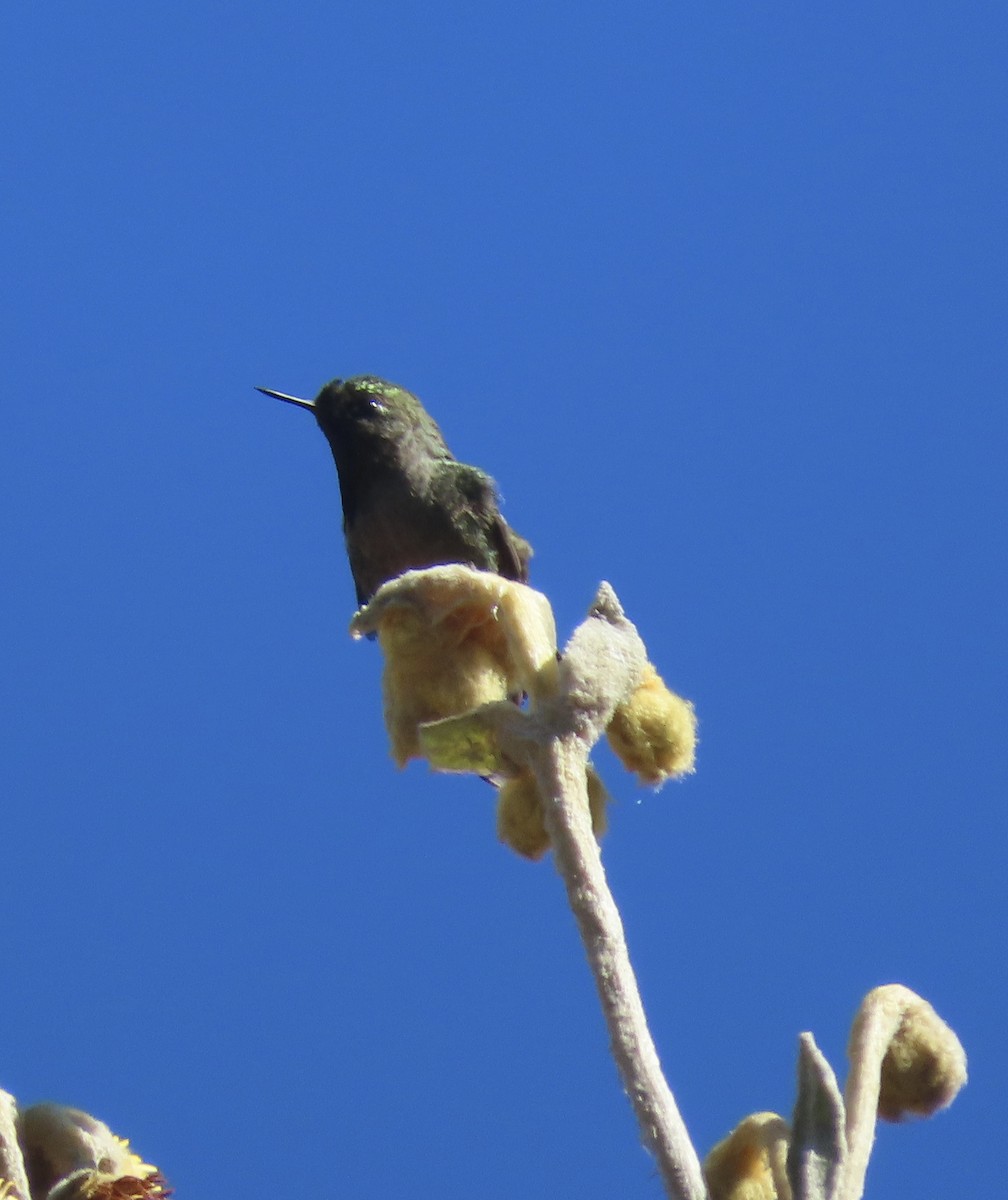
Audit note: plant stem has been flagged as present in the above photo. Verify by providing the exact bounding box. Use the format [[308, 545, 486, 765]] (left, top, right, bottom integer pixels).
[[533, 735, 707, 1200], [0, 1090, 30, 1200]]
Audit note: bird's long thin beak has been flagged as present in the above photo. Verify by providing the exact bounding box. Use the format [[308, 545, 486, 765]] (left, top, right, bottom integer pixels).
[[255, 386, 316, 411]]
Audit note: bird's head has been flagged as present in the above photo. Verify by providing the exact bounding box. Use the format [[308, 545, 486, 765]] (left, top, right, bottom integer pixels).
[[257, 375, 449, 459], [313, 376, 429, 433]]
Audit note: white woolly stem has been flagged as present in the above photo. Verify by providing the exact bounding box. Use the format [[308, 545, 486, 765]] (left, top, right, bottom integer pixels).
[[532, 735, 708, 1200], [0, 1090, 30, 1200], [840, 988, 910, 1200]]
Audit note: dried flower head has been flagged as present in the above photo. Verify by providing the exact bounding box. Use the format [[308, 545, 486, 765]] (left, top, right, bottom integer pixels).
[[606, 663, 697, 784], [703, 1112, 791, 1200], [350, 566, 557, 766], [16, 1105, 169, 1200], [47, 1167, 171, 1199]]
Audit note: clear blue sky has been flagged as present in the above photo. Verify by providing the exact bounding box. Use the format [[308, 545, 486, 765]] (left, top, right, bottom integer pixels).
[[3, 4, 1003, 1197]]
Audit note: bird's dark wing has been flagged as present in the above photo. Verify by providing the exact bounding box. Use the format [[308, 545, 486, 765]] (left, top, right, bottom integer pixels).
[[437, 461, 533, 583], [489, 514, 532, 583]]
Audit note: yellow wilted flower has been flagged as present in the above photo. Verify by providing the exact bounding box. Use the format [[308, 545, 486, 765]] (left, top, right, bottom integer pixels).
[[350, 566, 557, 767]]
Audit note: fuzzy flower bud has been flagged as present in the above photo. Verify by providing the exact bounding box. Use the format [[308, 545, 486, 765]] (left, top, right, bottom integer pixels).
[[606, 663, 697, 784], [850, 985, 967, 1122], [842, 984, 966, 1200], [496, 766, 609, 861], [703, 1112, 791, 1200]]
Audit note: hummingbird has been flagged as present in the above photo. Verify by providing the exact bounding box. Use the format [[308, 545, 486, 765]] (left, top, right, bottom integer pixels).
[[256, 375, 532, 607]]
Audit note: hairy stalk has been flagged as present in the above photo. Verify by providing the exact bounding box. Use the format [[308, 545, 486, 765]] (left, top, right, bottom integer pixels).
[[532, 735, 707, 1200], [0, 1090, 29, 1200]]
